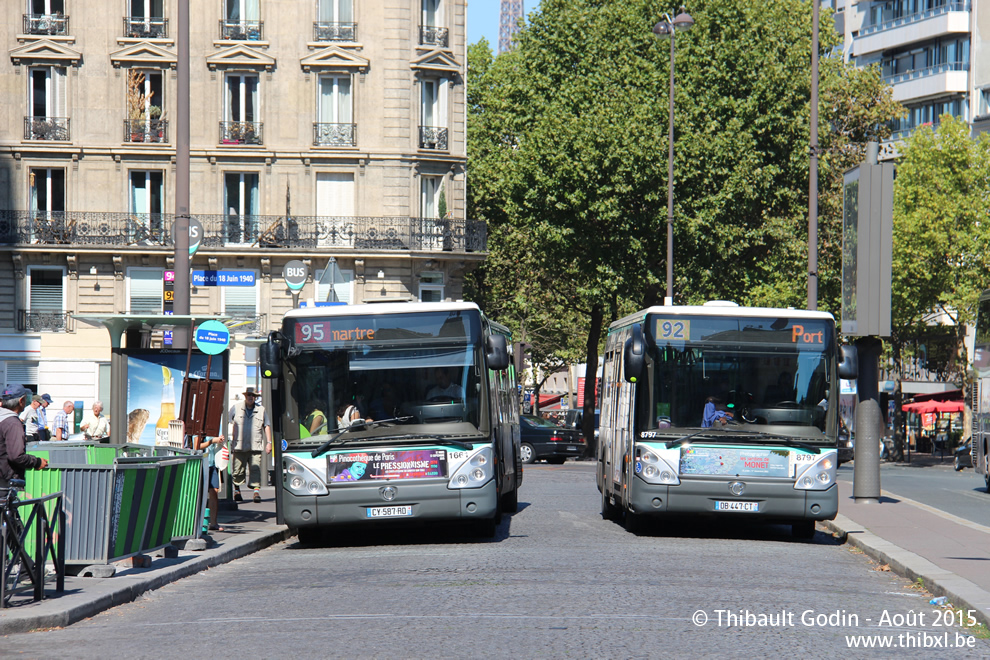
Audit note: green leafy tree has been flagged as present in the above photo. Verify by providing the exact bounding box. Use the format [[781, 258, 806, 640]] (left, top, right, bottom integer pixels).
[[886, 115, 990, 456]]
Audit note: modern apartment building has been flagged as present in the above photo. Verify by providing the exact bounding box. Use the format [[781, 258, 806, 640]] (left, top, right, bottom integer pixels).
[[0, 0, 483, 408], [832, 0, 989, 144]]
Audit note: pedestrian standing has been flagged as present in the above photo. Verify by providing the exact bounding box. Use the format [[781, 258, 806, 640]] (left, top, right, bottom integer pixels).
[[229, 387, 271, 503], [1, 385, 48, 489], [19, 395, 43, 442], [80, 401, 110, 442], [193, 434, 225, 531], [38, 394, 52, 441], [53, 401, 74, 441]]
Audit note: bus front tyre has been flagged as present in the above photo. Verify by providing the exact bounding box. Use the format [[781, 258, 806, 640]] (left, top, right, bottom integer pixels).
[[297, 527, 321, 545], [624, 510, 645, 535], [474, 515, 497, 538], [791, 521, 816, 540], [501, 485, 519, 514]]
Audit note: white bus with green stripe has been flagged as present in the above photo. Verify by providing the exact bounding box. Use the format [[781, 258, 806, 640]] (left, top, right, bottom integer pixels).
[[260, 302, 521, 541], [598, 302, 857, 538]]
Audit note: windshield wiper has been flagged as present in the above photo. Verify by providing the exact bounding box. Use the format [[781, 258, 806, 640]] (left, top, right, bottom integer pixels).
[[311, 415, 414, 458], [664, 430, 719, 449]]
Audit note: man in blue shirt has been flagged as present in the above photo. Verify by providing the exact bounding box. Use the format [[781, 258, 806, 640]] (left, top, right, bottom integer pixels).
[[38, 393, 53, 441]]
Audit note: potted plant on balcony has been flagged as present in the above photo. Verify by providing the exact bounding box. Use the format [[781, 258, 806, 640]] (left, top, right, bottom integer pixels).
[[148, 105, 163, 140], [127, 70, 148, 142]]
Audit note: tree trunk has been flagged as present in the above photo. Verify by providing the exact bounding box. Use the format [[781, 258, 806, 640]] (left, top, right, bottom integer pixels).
[[582, 302, 604, 456]]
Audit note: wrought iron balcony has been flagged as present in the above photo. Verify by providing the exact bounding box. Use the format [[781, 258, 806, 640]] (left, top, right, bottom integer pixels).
[[313, 123, 356, 147], [220, 121, 263, 145], [219, 19, 264, 41], [419, 25, 449, 47], [0, 210, 487, 253], [123, 16, 168, 39], [226, 314, 267, 336], [23, 13, 70, 36], [314, 21, 357, 41], [18, 310, 71, 333], [124, 118, 169, 143], [24, 117, 70, 141], [419, 126, 449, 150]]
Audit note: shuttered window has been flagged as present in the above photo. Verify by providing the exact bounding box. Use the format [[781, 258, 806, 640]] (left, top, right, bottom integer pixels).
[[223, 276, 257, 317], [28, 267, 64, 311], [6, 362, 40, 389], [129, 268, 163, 313]]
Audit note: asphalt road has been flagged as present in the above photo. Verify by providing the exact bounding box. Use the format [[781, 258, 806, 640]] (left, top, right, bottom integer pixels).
[[837, 462, 990, 528], [4, 462, 989, 658]]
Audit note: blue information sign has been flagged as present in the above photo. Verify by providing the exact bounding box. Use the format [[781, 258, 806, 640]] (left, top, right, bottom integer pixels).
[[192, 270, 256, 286], [194, 320, 231, 355]]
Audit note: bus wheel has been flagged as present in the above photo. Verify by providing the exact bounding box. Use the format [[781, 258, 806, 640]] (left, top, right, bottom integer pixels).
[[601, 484, 619, 521], [792, 521, 816, 540], [501, 484, 519, 513], [624, 510, 645, 535], [297, 527, 321, 545], [474, 515, 497, 538]]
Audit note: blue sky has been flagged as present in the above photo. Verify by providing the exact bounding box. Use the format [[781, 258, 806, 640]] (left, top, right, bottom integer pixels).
[[468, 0, 537, 50]]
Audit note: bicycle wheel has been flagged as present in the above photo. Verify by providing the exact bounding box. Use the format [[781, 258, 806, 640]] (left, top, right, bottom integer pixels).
[[1, 499, 28, 606]]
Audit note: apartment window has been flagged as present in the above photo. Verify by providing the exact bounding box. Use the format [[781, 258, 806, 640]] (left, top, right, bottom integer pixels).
[[420, 176, 444, 250], [315, 0, 355, 41], [419, 272, 444, 303], [223, 272, 259, 332], [6, 363, 39, 392], [128, 267, 164, 313], [126, 70, 166, 142], [126, 0, 166, 38], [223, 0, 262, 40], [224, 172, 259, 244], [420, 0, 447, 46], [316, 173, 355, 247], [28, 266, 65, 313], [30, 168, 65, 215], [26, 0, 68, 36], [26, 66, 68, 140], [223, 74, 261, 144], [419, 78, 448, 149], [316, 75, 354, 146], [130, 170, 165, 241], [980, 89, 990, 117], [316, 267, 355, 304]]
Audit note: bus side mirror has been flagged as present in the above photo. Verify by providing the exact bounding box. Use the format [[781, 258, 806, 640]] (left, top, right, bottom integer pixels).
[[624, 324, 646, 382], [260, 333, 282, 379], [487, 334, 509, 371], [838, 345, 858, 380]]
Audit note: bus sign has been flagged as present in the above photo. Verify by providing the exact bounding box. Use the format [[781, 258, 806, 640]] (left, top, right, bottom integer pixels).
[[194, 320, 230, 355]]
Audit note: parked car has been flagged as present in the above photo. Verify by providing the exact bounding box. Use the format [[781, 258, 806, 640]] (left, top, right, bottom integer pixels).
[[520, 415, 585, 464], [954, 440, 972, 472]]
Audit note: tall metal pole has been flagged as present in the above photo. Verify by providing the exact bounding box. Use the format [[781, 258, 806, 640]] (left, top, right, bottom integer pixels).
[[666, 28, 676, 304], [174, 0, 191, 345], [807, 0, 819, 311]]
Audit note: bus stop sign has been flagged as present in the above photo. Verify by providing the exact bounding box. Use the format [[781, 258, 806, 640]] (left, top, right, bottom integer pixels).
[[194, 320, 230, 355]]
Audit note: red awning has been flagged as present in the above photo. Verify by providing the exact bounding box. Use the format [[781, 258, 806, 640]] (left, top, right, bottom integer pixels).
[[902, 400, 964, 414]]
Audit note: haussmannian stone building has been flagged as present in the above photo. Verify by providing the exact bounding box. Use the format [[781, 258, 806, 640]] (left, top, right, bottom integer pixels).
[[0, 0, 483, 410]]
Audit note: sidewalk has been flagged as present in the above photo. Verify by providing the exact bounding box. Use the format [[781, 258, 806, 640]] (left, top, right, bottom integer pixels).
[[0, 487, 291, 635], [824, 478, 990, 628]]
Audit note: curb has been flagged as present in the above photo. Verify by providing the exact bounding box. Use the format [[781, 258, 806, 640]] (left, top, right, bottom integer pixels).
[[0, 527, 294, 635], [824, 514, 990, 629]]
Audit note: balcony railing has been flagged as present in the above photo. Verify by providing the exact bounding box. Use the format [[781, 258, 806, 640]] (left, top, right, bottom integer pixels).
[[861, 2, 970, 36], [23, 13, 70, 36], [226, 314, 267, 336], [419, 126, 449, 150], [219, 19, 263, 41], [123, 16, 168, 39], [313, 122, 356, 147], [419, 25, 449, 47], [313, 21, 357, 41], [17, 310, 71, 333], [883, 61, 968, 85], [24, 117, 70, 141], [124, 118, 169, 143], [0, 211, 487, 253], [220, 121, 263, 145]]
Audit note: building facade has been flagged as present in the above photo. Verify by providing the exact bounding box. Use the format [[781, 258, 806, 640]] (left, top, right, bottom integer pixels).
[[832, 0, 990, 145], [0, 0, 483, 410]]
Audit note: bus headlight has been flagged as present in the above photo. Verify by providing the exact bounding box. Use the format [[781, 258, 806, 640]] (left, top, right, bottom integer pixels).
[[794, 451, 837, 491], [635, 449, 680, 485], [283, 456, 328, 496], [448, 447, 493, 490]]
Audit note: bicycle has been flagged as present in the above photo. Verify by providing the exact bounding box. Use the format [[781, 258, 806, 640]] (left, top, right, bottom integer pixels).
[[1, 478, 31, 607]]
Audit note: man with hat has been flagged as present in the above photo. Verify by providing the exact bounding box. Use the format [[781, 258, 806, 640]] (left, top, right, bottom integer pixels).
[[1, 385, 48, 489], [229, 387, 272, 503], [38, 394, 53, 441], [19, 394, 43, 442]]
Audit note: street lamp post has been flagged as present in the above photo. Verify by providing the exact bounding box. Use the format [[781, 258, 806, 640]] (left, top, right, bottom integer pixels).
[[653, 9, 694, 305]]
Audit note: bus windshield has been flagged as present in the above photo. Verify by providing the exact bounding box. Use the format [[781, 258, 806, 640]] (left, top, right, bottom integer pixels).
[[645, 315, 834, 440], [281, 311, 486, 446]]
